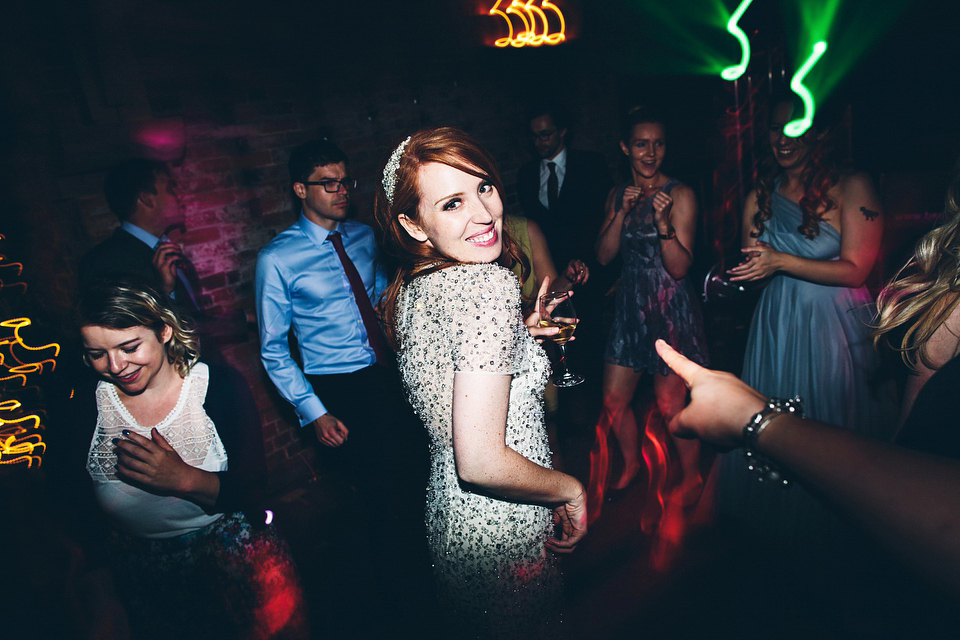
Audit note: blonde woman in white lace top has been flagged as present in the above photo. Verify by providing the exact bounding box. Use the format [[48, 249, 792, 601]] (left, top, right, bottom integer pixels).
[[72, 276, 305, 640]]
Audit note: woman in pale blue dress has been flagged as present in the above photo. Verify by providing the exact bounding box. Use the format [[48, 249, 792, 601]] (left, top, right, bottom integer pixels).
[[724, 96, 889, 544]]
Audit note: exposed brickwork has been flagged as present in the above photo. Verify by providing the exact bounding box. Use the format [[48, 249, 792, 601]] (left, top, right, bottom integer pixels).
[[2, 1, 620, 493]]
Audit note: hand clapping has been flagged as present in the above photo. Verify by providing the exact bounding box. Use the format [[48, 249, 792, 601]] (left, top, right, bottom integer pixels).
[[651, 189, 674, 233], [727, 241, 783, 281], [621, 186, 645, 214]]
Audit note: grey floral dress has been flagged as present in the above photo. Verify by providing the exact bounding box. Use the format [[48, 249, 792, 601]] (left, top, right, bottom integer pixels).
[[396, 262, 562, 639], [605, 179, 709, 374]]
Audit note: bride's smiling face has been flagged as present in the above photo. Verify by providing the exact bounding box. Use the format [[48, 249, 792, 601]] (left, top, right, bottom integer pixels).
[[398, 162, 504, 263]]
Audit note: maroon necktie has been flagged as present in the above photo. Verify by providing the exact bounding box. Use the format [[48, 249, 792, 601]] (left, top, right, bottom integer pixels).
[[328, 231, 390, 365]]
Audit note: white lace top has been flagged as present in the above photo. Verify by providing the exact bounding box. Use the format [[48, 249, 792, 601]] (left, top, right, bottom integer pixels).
[[87, 363, 229, 539]]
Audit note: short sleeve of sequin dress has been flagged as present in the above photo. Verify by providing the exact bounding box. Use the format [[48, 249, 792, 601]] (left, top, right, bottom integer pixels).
[[396, 262, 563, 639]]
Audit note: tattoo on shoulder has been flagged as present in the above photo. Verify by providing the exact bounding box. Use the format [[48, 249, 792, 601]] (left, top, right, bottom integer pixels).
[[860, 206, 879, 221]]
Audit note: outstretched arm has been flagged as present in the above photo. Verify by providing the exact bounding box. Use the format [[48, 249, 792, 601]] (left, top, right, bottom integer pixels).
[[656, 339, 960, 595]]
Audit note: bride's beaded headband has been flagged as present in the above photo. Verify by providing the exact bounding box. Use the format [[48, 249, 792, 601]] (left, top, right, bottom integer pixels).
[[382, 135, 412, 205]]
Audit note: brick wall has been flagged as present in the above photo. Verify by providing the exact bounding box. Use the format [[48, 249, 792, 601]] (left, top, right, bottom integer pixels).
[[1, 0, 621, 492]]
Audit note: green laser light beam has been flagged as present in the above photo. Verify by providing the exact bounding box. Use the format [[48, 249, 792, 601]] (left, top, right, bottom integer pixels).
[[784, 40, 828, 137], [720, 0, 755, 81]]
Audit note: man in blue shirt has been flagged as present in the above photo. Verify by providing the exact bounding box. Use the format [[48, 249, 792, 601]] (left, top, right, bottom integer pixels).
[[256, 139, 431, 632], [256, 140, 394, 446]]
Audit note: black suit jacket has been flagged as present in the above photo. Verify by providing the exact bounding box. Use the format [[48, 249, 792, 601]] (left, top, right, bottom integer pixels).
[[77, 228, 243, 363], [515, 148, 612, 272], [79, 228, 157, 289], [516, 149, 613, 379], [79, 227, 200, 316]]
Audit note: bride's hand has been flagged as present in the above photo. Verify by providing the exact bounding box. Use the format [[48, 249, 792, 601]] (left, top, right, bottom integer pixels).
[[547, 482, 587, 553], [525, 276, 569, 343]]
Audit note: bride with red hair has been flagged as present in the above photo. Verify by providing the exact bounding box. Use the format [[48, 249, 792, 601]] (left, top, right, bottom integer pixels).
[[375, 126, 586, 638]]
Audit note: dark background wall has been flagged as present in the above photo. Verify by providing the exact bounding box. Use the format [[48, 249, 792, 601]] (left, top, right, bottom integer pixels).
[[1, 0, 957, 490]]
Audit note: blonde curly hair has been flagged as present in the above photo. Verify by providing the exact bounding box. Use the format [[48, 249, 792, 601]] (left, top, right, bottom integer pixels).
[[77, 275, 200, 377]]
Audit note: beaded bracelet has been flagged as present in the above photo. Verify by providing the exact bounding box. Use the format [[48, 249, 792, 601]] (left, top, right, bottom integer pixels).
[[742, 396, 803, 487]]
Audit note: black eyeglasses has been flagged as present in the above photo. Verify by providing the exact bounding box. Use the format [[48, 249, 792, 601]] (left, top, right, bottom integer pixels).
[[301, 178, 358, 192], [529, 129, 557, 141]]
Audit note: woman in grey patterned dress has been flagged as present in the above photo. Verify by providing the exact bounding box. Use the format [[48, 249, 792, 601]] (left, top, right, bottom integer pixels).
[[590, 109, 709, 522], [374, 127, 587, 638]]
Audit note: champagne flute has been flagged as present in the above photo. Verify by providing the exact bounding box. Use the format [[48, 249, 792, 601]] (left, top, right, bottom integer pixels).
[[538, 291, 584, 387]]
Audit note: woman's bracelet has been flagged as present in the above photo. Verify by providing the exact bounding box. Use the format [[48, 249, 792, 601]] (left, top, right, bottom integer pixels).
[[658, 227, 676, 241], [742, 396, 803, 487]]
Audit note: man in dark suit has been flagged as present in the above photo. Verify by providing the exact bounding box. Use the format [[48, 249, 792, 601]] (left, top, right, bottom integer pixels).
[[79, 160, 245, 358], [79, 158, 199, 314], [515, 103, 613, 391], [516, 103, 612, 279]]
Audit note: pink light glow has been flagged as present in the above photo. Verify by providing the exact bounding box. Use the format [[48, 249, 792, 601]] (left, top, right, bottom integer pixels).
[[587, 413, 612, 525], [639, 408, 669, 535], [129, 118, 186, 161]]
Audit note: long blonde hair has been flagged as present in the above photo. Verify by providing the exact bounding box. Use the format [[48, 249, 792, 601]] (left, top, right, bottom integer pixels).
[[374, 127, 528, 350], [873, 161, 960, 370]]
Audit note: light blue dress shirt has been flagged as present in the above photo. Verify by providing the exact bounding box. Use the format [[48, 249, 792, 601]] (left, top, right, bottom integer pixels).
[[255, 214, 387, 427], [121, 220, 161, 249]]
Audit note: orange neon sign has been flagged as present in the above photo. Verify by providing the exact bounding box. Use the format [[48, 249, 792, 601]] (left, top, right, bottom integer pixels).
[[489, 0, 566, 48], [0, 260, 27, 294]]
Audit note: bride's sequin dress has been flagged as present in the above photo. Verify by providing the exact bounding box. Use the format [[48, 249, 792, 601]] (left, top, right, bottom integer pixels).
[[397, 263, 563, 638]]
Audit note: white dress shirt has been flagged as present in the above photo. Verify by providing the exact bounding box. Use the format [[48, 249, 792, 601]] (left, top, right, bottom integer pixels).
[[538, 147, 568, 209]]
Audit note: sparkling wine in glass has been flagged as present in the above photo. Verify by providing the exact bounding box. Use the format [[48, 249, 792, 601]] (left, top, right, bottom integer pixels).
[[539, 291, 584, 387]]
